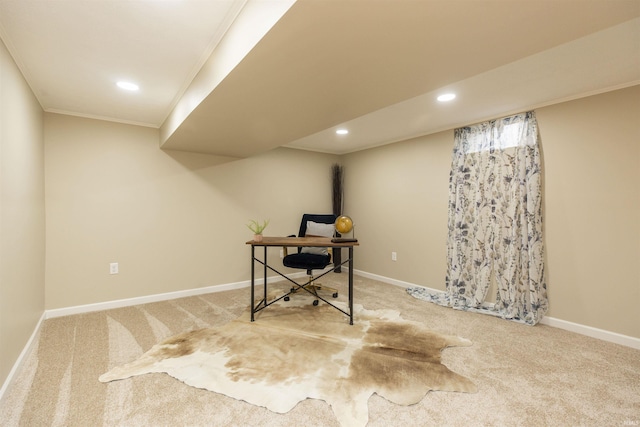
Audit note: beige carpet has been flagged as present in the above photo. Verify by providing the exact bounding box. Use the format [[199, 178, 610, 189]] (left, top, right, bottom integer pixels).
[[1, 274, 639, 426]]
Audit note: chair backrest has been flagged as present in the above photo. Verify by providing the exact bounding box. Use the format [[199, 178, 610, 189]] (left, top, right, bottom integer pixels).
[[297, 214, 336, 237]]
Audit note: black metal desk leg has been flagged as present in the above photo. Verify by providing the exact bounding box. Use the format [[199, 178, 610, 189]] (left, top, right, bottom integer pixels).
[[251, 245, 255, 321], [263, 246, 268, 305], [349, 246, 354, 325]]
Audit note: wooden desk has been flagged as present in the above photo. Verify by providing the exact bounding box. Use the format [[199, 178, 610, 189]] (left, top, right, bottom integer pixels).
[[246, 237, 359, 324]]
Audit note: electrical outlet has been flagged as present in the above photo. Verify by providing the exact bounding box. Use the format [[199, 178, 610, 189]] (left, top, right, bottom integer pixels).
[[110, 262, 119, 274], [391, 252, 397, 261]]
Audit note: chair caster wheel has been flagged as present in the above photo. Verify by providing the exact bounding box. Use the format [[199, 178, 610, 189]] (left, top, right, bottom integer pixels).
[[284, 296, 290, 301], [313, 300, 319, 306], [290, 287, 295, 293], [332, 292, 338, 298]]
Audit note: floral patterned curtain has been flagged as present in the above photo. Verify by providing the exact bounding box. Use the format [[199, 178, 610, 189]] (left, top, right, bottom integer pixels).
[[409, 111, 548, 325]]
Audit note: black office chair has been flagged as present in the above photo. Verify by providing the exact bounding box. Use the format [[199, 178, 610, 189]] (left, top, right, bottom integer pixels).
[[283, 213, 338, 305]]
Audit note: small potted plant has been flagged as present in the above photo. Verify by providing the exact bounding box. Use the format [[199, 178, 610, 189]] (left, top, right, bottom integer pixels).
[[247, 219, 269, 242]]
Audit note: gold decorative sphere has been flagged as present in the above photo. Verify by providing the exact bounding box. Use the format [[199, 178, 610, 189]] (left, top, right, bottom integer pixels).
[[335, 215, 353, 234]]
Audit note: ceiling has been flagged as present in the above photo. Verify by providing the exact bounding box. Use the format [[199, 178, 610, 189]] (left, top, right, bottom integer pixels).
[[1, 1, 638, 157]]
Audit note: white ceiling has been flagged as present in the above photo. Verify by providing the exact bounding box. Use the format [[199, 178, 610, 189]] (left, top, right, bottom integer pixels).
[[0, 0, 246, 127], [1, 0, 639, 157]]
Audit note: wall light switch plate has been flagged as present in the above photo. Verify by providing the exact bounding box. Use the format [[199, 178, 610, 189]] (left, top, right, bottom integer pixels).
[[110, 262, 119, 274], [391, 252, 397, 261]]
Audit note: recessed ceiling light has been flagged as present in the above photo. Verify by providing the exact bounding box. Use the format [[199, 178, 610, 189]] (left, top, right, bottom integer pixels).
[[117, 81, 139, 91], [437, 93, 456, 102], [336, 129, 349, 135]]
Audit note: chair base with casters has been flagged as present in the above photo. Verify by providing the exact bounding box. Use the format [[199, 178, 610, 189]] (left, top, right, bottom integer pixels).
[[282, 214, 338, 305], [283, 269, 339, 305]]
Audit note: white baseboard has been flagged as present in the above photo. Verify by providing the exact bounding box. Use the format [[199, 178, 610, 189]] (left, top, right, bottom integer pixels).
[[539, 316, 640, 350], [45, 280, 248, 319], [353, 269, 442, 291], [0, 312, 46, 402], [45, 272, 313, 319], [354, 269, 640, 350]]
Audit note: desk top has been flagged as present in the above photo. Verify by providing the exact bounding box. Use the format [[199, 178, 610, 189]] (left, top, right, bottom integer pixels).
[[246, 236, 359, 247]]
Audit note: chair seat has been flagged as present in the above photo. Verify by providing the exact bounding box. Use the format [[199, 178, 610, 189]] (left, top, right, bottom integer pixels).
[[283, 253, 331, 270]]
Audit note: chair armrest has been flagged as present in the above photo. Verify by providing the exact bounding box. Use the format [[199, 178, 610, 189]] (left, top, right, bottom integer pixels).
[[283, 234, 297, 257]]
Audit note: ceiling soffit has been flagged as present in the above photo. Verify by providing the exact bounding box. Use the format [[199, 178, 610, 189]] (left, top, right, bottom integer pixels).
[[160, 0, 640, 157]]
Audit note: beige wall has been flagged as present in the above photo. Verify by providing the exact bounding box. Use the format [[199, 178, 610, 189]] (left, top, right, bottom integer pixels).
[[537, 86, 639, 338], [343, 85, 640, 338], [0, 39, 45, 386], [342, 129, 453, 289], [45, 113, 339, 309]]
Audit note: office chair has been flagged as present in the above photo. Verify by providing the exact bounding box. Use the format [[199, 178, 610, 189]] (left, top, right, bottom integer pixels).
[[283, 213, 338, 305]]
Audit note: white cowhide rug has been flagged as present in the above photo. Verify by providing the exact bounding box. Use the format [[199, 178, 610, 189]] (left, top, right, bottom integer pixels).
[[100, 294, 476, 427]]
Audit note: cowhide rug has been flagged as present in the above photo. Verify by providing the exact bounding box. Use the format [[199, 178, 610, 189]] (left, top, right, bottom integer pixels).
[[99, 294, 476, 427]]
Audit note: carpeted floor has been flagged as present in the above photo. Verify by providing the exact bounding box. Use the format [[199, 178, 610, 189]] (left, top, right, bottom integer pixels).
[[1, 273, 639, 426]]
